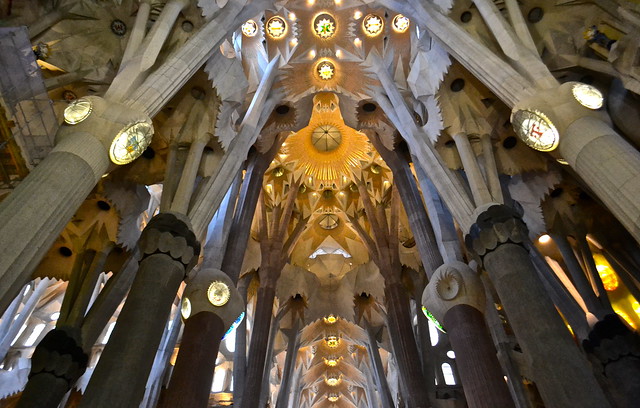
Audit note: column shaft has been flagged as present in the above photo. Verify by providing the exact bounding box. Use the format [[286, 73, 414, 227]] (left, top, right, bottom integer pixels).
[[444, 304, 514, 408], [160, 311, 225, 408], [79, 254, 185, 408], [240, 284, 276, 408], [483, 243, 610, 407], [0, 135, 109, 314]]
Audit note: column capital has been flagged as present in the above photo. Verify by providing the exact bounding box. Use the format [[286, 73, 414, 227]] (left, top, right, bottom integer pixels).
[[182, 268, 245, 331], [464, 204, 528, 265], [28, 326, 88, 387], [137, 212, 200, 273], [421, 261, 486, 325]]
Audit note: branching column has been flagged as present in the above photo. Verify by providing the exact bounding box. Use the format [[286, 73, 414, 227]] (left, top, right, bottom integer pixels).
[[348, 179, 429, 407], [422, 262, 514, 408], [465, 204, 610, 408], [240, 181, 307, 408]]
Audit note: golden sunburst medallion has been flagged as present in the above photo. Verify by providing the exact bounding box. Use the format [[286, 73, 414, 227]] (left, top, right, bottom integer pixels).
[[242, 20, 258, 37], [392, 15, 410, 33], [284, 94, 370, 182]]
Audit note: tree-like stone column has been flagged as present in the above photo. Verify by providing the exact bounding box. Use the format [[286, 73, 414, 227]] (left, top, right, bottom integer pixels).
[[160, 268, 244, 408], [16, 327, 88, 408], [465, 204, 611, 408], [79, 212, 200, 408], [422, 262, 514, 408]]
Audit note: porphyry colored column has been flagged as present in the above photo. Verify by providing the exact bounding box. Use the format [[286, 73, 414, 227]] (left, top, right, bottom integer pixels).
[[422, 262, 514, 408]]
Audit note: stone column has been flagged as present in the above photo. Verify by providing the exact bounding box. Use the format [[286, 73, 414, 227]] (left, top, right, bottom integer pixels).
[[465, 204, 611, 408], [513, 82, 640, 244], [0, 96, 150, 314], [79, 212, 200, 408], [275, 324, 300, 408], [422, 262, 514, 408], [160, 268, 244, 408], [16, 327, 87, 408], [583, 314, 640, 408]]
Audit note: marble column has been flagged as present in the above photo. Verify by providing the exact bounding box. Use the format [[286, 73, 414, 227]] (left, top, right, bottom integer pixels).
[[160, 268, 244, 408], [0, 96, 151, 315], [79, 212, 200, 408], [422, 262, 514, 408], [465, 204, 610, 408], [16, 327, 88, 408]]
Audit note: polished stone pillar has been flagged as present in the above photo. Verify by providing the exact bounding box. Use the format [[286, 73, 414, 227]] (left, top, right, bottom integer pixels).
[[79, 212, 199, 408], [160, 268, 244, 408], [17, 327, 87, 408], [465, 204, 610, 408], [423, 262, 514, 408]]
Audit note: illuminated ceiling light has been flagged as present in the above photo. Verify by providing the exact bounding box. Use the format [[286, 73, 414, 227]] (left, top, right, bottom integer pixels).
[[572, 83, 603, 110], [557, 158, 569, 165], [538, 234, 551, 244], [363, 14, 384, 36], [207, 281, 231, 306], [335, 49, 342, 58], [290, 38, 298, 47], [422, 306, 446, 333], [314, 13, 336, 39], [324, 357, 340, 367], [334, 0, 342, 5], [64, 97, 93, 124], [309, 49, 316, 59], [307, 0, 315, 5], [50, 312, 60, 321], [325, 335, 340, 348], [110, 121, 154, 165], [354, 37, 362, 47], [316, 61, 335, 80], [289, 12, 297, 21], [266, 16, 287, 39], [327, 393, 339, 402], [354, 10, 362, 20], [241, 20, 258, 37], [181, 297, 192, 319], [273, 167, 285, 177], [325, 374, 341, 386], [511, 109, 559, 152], [324, 314, 338, 324], [392, 14, 410, 33]]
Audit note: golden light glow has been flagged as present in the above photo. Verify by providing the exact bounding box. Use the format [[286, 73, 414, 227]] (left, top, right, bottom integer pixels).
[[596, 263, 619, 291], [324, 357, 340, 367], [314, 13, 336, 39], [363, 14, 383, 36], [616, 310, 637, 329], [181, 297, 191, 319], [64, 98, 93, 124], [392, 15, 410, 33], [327, 393, 339, 402], [325, 335, 340, 348], [354, 10, 362, 20], [538, 234, 551, 244], [354, 38, 362, 46], [316, 61, 335, 80], [309, 50, 316, 59], [325, 374, 341, 386], [241, 20, 258, 37], [572, 83, 603, 110], [207, 281, 231, 306], [266, 16, 287, 39], [335, 49, 342, 58], [283, 93, 371, 182], [324, 314, 338, 324], [289, 12, 296, 21]]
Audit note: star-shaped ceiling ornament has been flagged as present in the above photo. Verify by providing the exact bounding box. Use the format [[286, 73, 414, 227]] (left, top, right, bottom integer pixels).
[[314, 14, 336, 39]]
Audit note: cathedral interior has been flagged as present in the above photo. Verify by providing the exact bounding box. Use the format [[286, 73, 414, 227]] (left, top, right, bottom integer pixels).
[[1, 0, 640, 407]]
